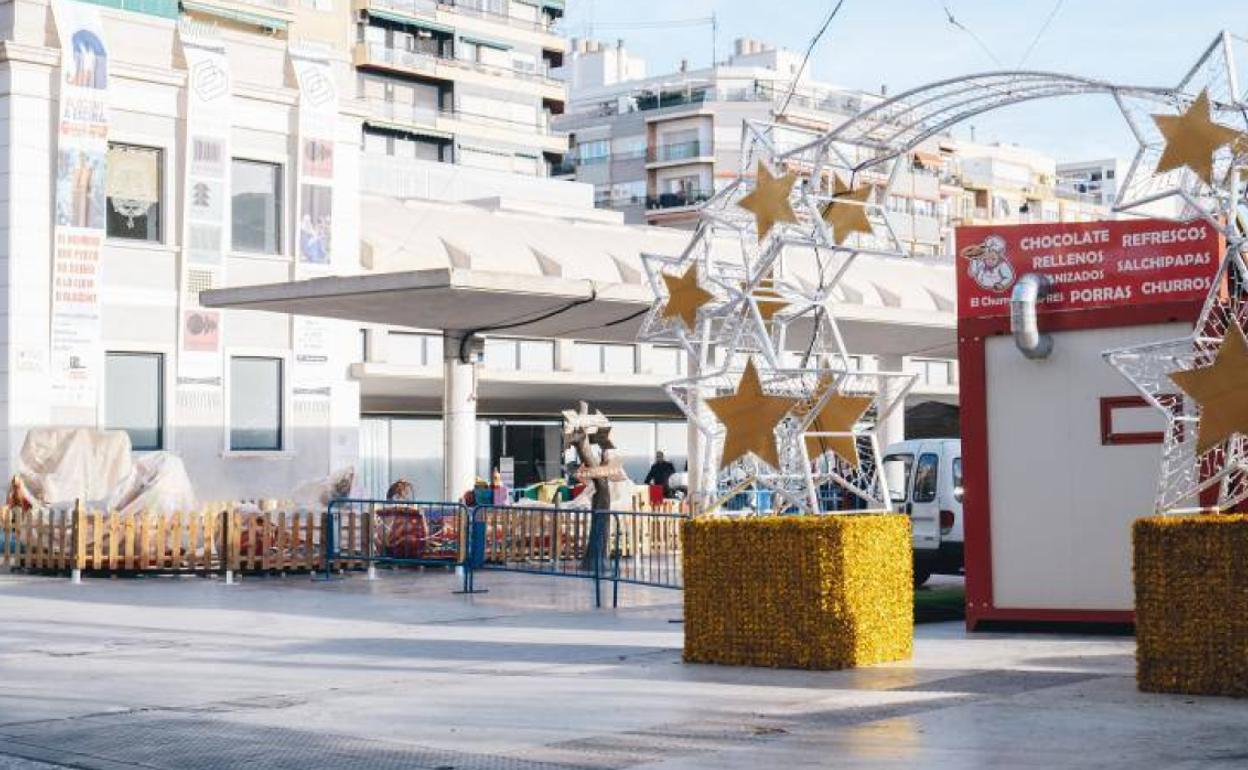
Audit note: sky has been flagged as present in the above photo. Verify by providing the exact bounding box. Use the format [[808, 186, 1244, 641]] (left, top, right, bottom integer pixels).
[[561, 0, 1246, 162]]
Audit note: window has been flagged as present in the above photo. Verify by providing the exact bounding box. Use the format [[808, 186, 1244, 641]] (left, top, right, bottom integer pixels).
[[230, 357, 283, 451], [882, 453, 913, 503], [389, 332, 442, 367], [231, 160, 282, 254], [105, 353, 163, 451], [517, 340, 554, 372], [913, 453, 939, 503], [952, 457, 964, 504], [651, 346, 685, 377], [574, 342, 636, 374], [106, 144, 162, 242], [483, 338, 553, 371]]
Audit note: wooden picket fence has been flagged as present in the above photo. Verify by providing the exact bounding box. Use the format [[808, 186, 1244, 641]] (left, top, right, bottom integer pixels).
[[0, 505, 370, 576]]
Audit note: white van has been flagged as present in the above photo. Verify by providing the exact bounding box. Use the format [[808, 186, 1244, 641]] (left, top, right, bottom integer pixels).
[[882, 439, 963, 586]]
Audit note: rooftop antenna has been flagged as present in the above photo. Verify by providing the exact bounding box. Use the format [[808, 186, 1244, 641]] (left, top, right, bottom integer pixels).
[[712, 12, 718, 66]]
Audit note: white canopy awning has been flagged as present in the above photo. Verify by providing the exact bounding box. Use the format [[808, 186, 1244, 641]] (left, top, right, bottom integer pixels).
[[201, 195, 957, 357]]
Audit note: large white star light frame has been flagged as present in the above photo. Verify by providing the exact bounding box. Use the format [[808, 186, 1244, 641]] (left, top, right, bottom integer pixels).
[[638, 31, 1248, 516]]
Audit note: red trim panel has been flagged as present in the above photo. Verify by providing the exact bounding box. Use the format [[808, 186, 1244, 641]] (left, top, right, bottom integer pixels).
[[1100, 396, 1164, 446]]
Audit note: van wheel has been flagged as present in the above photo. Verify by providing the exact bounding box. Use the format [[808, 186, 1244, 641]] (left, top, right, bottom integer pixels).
[[913, 563, 932, 587]]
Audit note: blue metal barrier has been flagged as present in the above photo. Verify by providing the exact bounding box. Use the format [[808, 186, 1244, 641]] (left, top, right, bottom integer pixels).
[[463, 505, 686, 607], [323, 499, 470, 579]]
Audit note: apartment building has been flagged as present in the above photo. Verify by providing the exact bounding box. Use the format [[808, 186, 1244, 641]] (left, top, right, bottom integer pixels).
[[0, 0, 370, 499], [351, 0, 569, 176], [555, 38, 1112, 256]]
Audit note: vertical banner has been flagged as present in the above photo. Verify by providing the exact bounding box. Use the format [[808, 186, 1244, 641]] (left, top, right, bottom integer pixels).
[[290, 45, 337, 276], [50, 0, 109, 408], [290, 45, 339, 400], [178, 21, 231, 387]]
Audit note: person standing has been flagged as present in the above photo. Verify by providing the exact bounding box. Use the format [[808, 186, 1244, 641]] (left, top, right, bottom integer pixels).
[[644, 451, 677, 498]]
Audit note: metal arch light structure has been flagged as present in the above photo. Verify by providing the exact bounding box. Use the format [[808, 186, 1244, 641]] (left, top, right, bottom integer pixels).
[[639, 32, 1248, 516]]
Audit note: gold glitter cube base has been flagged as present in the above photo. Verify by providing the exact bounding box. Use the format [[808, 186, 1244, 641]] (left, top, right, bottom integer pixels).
[[1134, 514, 1248, 697], [682, 515, 913, 670]]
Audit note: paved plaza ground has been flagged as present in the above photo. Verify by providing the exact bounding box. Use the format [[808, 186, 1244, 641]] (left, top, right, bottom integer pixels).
[[0, 570, 1244, 770]]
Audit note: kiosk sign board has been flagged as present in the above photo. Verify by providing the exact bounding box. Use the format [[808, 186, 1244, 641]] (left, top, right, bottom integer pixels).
[[956, 219, 1221, 319], [956, 218, 1222, 629]]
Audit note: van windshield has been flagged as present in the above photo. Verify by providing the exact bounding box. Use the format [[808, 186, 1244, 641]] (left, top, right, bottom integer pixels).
[[881, 453, 913, 503]]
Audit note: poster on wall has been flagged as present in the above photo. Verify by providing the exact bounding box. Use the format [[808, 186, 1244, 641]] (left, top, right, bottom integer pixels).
[[50, 0, 109, 408], [290, 44, 337, 274], [292, 316, 332, 397], [177, 21, 231, 387]]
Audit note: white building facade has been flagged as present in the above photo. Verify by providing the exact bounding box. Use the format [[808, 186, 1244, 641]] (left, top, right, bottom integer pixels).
[[0, 0, 366, 500]]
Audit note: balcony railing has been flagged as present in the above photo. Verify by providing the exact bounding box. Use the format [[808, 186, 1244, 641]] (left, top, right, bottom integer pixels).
[[647, 190, 712, 211], [360, 42, 563, 89], [367, 0, 440, 19], [436, 0, 562, 34], [362, 97, 556, 136], [646, 140, 712, 164], [361, 42, 441, 74]]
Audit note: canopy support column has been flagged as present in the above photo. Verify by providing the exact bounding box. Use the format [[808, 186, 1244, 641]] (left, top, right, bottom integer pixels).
[[877, 354, 907, 455], [443, 332, 479, 502]]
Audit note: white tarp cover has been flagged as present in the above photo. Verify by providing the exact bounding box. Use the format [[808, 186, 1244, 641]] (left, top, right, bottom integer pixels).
[[107, 453, 196, 516], [14, 428, 196, 513], [291, 467, 357, 508], [16, 428, 133, 505]]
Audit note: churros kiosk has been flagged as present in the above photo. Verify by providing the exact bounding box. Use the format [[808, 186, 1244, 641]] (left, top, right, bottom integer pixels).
[[957, 218, 1222, 628]]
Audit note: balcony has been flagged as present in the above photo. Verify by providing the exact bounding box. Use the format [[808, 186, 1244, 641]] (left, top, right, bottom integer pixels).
[[356, 41, 444, 79], [362, 98, 566, 154], [360, 0, 441, 20], [646, 190, 712, 211], [646, 140, 713, 167], [181, 0, 294, 29], [354, 42, 565, 101], [437, 0, 563, 35]]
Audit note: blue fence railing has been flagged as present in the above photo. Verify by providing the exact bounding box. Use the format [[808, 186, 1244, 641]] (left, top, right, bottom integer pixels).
[[464, 505, 685, 607], [323, 499, 471, 579], [322, 500, 686, 607]]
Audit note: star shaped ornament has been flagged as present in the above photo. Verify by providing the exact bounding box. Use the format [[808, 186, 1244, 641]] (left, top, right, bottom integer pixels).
[[660, 264, 714, 331], [821, 178, 875, 246], [803, 385, 874, 466], [1152, 89, 1246, 186], [706, 359, 800, 470], [737, 161, 798, 242], [1168, 323, 1248, 455]]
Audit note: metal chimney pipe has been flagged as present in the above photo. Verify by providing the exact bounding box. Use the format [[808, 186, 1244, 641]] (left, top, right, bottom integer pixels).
[[1011, 273, 1054, 359]]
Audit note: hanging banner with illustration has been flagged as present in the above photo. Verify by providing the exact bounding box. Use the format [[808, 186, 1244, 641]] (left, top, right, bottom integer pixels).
[[290, 44, 337, 274], [51, 0, 109, 408], [177, 21, 231, 386]]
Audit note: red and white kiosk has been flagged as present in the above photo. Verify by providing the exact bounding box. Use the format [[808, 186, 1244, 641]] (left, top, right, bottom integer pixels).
[[957, 218, 1222, 628]]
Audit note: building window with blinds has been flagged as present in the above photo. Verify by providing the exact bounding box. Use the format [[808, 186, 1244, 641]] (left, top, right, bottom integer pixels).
[[106, 144, 162, 242], [105, 352, 164, 451], [231, 159, 283, 255], [229, 357, 284, 452]]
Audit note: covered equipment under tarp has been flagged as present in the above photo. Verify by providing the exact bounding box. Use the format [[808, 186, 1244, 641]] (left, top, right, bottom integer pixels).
[[8, 428, 196, 513]]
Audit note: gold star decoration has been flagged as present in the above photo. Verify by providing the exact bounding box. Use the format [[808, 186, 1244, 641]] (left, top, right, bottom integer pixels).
[[707, 359, 800, 469], [1152, 89, 1246, 186], [1168, 323, 1248, 454], [660, 264, 714, 330], [821, 176, 874, 246], [737, 161, 798, 242], [803, 382, 873, 466]]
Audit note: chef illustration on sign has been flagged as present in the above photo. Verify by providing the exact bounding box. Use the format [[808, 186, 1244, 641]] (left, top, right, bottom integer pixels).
[[962, 234, 1016, 292]]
